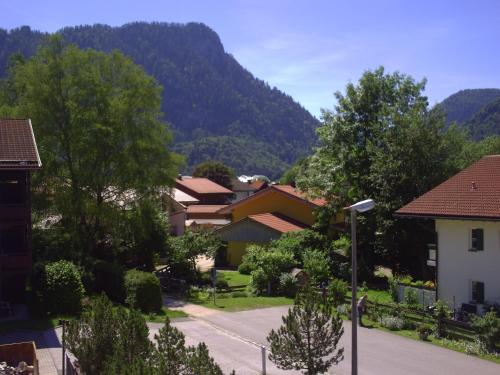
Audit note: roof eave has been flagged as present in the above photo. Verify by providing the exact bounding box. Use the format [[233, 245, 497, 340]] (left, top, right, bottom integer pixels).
[[394, 212, 500, 222]]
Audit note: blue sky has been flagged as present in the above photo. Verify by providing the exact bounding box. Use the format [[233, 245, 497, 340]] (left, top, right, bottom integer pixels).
[[1, 0, 499, 117]]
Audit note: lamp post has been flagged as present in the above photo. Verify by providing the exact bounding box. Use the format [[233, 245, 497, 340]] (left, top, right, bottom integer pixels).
[[347, 199, 375, 375]]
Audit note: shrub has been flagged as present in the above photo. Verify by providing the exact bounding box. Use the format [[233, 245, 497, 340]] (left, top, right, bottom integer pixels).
[[404, 288, 419, 307], [417, 324, 432, 340], [380, 315, 405, 330], [124, 270, 162, 313], [423, 280, 436, 290], [328, 279, 348, 307], [388, 277, 399, 303], [231, 291, 248, 298], [433, 300, 451, 338], [279, 272, 297, 298], [93, 260, 125, 303], [336, 304, 351, 319], [200, 272, 212, 285], [215, 278, 229, 290], [471, 311, 500, 353], [250, 268, 269, 295], [237, 262, 253, 275], [302, 250, 330, 285], [42, 260, 84, 315]]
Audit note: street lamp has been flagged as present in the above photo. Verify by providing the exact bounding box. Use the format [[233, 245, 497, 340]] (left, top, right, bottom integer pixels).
[[346, 199, 375, 375]]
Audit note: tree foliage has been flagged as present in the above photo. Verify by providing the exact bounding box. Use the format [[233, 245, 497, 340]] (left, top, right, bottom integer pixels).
[[192, 161, 235, 189], [297, 67, 464, 275], [267, 286, 344, 375], [0, 35, 180, 262]]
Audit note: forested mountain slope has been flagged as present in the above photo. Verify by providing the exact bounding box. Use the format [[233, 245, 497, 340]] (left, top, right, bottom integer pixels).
[[0, 23, 319, 178]]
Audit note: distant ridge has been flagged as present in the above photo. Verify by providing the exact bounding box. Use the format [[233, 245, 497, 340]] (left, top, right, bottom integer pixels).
[[0, 23, 319, 178]]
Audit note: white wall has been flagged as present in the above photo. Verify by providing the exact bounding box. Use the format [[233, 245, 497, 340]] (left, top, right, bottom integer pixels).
[[436, 219, 500, 310]]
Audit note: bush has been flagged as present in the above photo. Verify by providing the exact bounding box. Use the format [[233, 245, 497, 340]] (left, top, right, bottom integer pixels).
[[215, 278, 229, 290], [231, 291, 248, 298], [432, 300, 450, 338], [250, 268, 269, 295], [380, 315, 405, 330], [279, 273, 297, 298], [404, 288, 419, 307], [328, 279, 348, 307], [237, 262, 253, 275], [417, 324, 432, 340], [93, 260, 125, 303], [302, 250, 330, 286], [42, 260, 84, 315], [336, 304, 351, 319], [200, 272, 212, 285], [124, 270, 162, 313], [388, 277, 399, 303], [471, 311, 500, 353]]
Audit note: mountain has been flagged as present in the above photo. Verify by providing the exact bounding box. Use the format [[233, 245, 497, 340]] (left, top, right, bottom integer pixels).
[[464, 97, 500, 140], [439, 88, 500, 126], [0, 23, 319, 179]]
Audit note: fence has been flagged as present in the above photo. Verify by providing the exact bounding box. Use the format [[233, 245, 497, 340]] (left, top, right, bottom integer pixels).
[[396, 284, 436, 307]]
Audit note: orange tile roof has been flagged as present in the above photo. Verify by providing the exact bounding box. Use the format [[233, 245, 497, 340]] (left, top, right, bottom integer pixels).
[[272, 185, 327, 206], [396, 155, 500, 220], [186, 205, 229, 214], [0, 119, 41, 169], [248, 213, 308, 233], [175, 178, 233, 194]]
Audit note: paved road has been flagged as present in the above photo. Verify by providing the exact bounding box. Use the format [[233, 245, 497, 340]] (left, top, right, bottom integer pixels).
[[168, 304, 500, 375], [3, 304, 500, 375]]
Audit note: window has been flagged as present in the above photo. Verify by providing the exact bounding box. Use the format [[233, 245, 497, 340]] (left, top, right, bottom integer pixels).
[[0, 227, 27, 254], [0, 172, 26, 205], [471, 281, 485, 304], [470, 228, 484, 251]]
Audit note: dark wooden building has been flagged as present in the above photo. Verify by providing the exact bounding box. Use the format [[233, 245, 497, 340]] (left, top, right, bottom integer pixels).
[[0, 119, 41, 303]]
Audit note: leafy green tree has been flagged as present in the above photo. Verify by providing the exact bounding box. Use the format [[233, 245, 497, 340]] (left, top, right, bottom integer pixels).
[[302, 250, 330, 286], [297, 67, 462, 275], [1, 35, 180, 261], [267, 286, 344, 374], [192, 161, 235, 189], [169, 229, 222, 278]]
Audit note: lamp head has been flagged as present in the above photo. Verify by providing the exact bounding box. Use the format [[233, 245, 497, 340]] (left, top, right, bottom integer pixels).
[[349, 199, 375, 213]]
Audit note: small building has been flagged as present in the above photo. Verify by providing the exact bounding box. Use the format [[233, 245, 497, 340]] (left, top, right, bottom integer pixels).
[[0, 119, 41, 303], [216, 184, 344, 265], [230, 178, 268, 203], [167, 179, 233, 234], [396, 155, 500, 313], [175, 177, 233, 205]]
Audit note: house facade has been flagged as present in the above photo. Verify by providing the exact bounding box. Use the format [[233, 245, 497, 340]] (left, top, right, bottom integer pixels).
[[396, 155, 500, 313], [0, 119, 41, 303], [216, 185, 344, 266]]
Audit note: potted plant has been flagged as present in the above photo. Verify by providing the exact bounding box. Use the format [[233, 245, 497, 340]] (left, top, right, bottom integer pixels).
[[417, 324, 432, 340]]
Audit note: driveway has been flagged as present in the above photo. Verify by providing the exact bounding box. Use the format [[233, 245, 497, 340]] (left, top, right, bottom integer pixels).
[[167, 304, 500, 375]]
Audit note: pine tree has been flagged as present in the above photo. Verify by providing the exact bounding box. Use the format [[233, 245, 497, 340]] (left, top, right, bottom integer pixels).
[[267, 286, 344, 375]]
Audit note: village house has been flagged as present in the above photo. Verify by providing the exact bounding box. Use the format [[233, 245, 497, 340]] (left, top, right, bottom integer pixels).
[[229, 178, 267, 203], [216, 184, 344, 265], [0, 119, 41, 306], [167, 177, 232, 234], [396, 155, 500, 314]]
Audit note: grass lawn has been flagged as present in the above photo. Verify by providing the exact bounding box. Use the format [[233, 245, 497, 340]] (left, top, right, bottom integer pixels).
[[142, 307, 187, 322], [218, 270, 251, 287], [346, 288, 392, 304], [193, 296, 293, 312]]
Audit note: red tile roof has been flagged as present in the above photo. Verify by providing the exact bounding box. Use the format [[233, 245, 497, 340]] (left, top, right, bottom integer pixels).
[[395, 155, 500, 220], [186, 205, 229, 214], [273, 185, 327, 206], [248, 213, 308, 233], [0, 119, 41, 169], [175, 178, 233, 194], [231, 178, 257, 192]]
